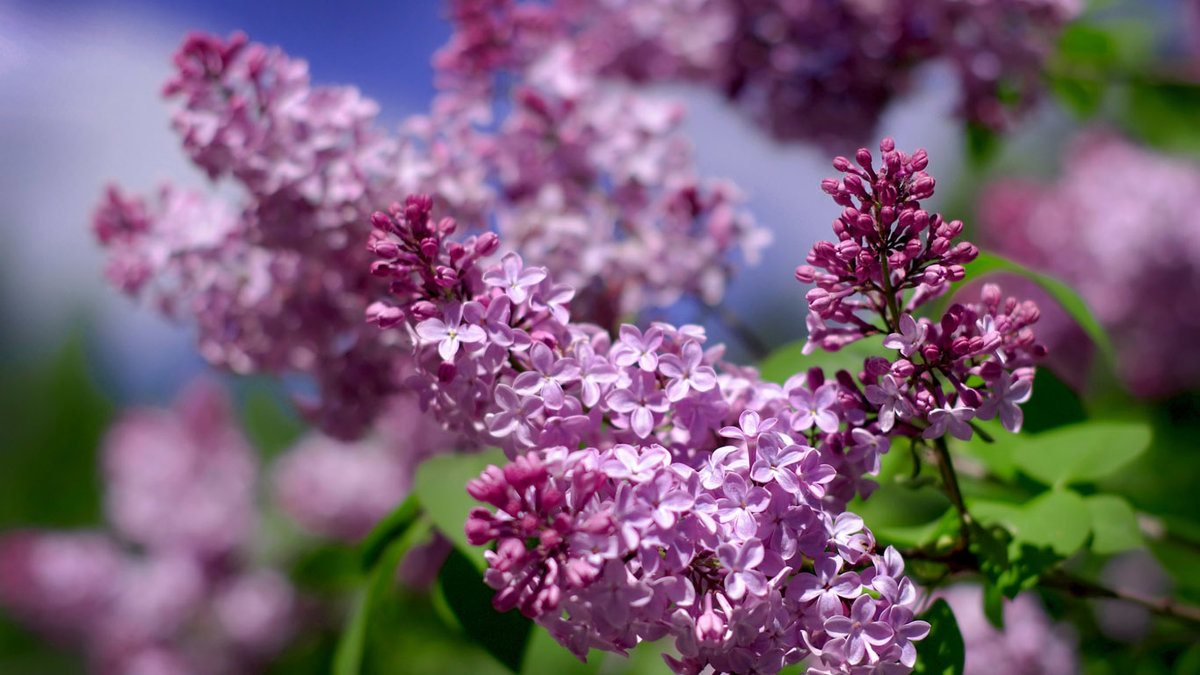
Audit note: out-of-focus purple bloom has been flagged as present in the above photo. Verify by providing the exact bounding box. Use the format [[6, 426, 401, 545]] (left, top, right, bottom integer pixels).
[[937, 584, 1078, 675]]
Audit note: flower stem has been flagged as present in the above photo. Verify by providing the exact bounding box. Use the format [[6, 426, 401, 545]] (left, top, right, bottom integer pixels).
[[932, 437, 973, 538]]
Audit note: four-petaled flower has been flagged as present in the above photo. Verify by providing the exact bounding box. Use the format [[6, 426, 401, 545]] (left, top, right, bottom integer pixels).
[[611, 325, 665, 372], [513, 342, 581, 410], [976, 374, 1033, 432], [823, 594, 895, 665], [749, 442, 807, 494], [658, 341, 717, 402], [482, 252, 548, 303], [717, 539, 767, 601], [922, 403, 976, 441], [863, 375, 913, 432], [607, 371, 669, 438], [414, 302, 486, 360], [883, 314, 927, 358], [789, 383, 841, 433]]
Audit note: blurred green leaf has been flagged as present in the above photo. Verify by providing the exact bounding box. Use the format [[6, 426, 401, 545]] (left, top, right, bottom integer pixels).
[[1121, 82, 1200, 157], [333, 518, 432, 675], [1047, 24, 1117, 117], [1021, 368, 1087, 434], [1011, 422, 1152, 487], [1011, 489, 1091, 557], [521, 627, 600, 675], [0, 333, 112, 528], [757, 336, 886, 385], [1086, 495, 1143, 555], [913, 599, 965, 675], [359, 494, 420, 571], [982, 582, 1005, 630], [435, 548, 533, 673], [1174, 644, 1200, 675], [850, 483, 952, 548], [238, 383, 306, 459], [413, 449, 507, 572], [965, 122, 1001, 167]]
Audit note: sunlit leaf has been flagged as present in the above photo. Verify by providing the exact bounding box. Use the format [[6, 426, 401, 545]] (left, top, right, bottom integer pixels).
[[1011, 422, 1152, 487], [1086, 495, 1143, 555], [413, 448, 508, 572], [758, 336, 886, 385]]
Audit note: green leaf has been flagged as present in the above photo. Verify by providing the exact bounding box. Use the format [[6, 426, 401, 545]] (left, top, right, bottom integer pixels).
[[1010, 489, 1091, 557], [436, 548, 533, 673], [968, 503, 1072, 598], [757, 336, 886, 385], [333, 518, 433, 675], [912, 599, 965, 675], [1011, 421, 1152, 487], [413, 448, 508, 571], [849, 483, 951, 548], [965, 122, 1000, 167], [359, 494, 421, 571], [982, 582, 1005, 630], [955, 252, 1115, 367], [0, 333, 113, 529], [1020, 368, 1086, 434], [1086, 495, 1143, 555], [1047, 24, 1117, 117], [238, 383, 306, 459], [1121, 81, 1200, 157], [521, 626, 600, 675]]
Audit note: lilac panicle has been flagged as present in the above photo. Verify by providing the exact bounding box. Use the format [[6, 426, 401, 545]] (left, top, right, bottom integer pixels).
[[799, 138, 1044, 442], [95, 29, 766, 440], [440, 0, 1079, 146]]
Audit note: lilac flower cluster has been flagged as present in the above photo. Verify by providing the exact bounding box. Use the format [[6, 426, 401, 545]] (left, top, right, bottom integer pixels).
[[798, 139, 1044, 439], [936, 584, 1079, 674], [367, 192, 944, 672], [94, 28, 764, 440], [0, 381, 294, 674], [979, 130, 1200, 396], [438, 0, 1080, 146]]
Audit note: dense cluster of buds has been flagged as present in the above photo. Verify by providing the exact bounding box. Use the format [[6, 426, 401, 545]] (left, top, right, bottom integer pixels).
[[0, 382, 294, 673], [979, 130, 1200, 396], [800, 139, 1044, 439], [93, 28, 764, 440], [437, 0, 1080, 146]]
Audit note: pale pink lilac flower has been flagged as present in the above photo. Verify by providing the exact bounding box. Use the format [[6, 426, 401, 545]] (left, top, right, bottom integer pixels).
[[979, 130, 1200, 396], [937, 584, 1079, 675]]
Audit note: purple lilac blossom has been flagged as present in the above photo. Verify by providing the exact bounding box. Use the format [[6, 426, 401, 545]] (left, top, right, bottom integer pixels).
[[93, 28, 765, 442], [0, 381, 295, 674], [439, 0, 1080, 146], [798, 138, 1044, 442], [979, 130, 1200, 396], [936, 584, 1079, 675], [367, 193, 940, 674]]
